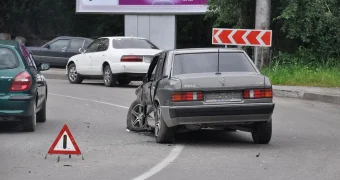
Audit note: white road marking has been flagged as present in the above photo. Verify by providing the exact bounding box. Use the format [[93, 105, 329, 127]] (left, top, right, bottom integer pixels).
[[49, 93, 129, 109], [49, 93, 185, 180], [132, 145, 185, 180]]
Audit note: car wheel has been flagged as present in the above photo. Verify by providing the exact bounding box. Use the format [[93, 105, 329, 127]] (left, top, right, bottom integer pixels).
[[126, 99, 147, 131], [118, 79, 131, 85], [37, 99, 47, 123], [23, 104, 36, 132], [154, 105, 174, 144], [103, 65, 117, 87], [68, 63, 83, 84], [251, 119, 272, 144]]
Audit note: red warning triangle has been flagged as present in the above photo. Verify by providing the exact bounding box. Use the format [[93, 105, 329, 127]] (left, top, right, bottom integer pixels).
[[48, 124, 82, 155]]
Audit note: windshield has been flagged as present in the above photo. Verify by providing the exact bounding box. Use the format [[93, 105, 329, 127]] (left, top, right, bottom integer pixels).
[[112, 38, 159, 49], [172, 52, 256, 75], [0, 48, 19, 70]]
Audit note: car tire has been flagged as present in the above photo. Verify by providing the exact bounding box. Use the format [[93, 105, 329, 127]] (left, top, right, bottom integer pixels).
[[251, 119, 272, 144], [154, 105, 174, 144], [23, 104, 36, 132], [103, 65, 117, 87], [118, 79, 131, 85], [126, 99, 147, 132], [68, 63, 83, 84], [37, 99, 47, 123]]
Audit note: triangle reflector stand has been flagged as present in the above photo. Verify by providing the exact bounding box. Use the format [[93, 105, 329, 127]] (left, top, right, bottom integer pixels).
[[45, 124, 84, 162]]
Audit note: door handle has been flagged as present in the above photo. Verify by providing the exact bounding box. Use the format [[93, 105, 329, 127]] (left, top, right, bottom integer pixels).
[[61, 47, 66, 52]]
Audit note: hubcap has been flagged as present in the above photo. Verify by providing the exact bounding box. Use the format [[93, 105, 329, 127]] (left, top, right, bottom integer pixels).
[[69, 66, 78, 81], [155, 108, 161, 137], [131, 104, 145, 128], [104, 69, 111, 83]]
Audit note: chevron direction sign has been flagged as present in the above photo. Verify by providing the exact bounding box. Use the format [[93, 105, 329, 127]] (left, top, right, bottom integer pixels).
[[212, 28, 272, 47]]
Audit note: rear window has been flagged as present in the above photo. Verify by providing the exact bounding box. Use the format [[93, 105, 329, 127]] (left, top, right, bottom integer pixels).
[[112, 38, 159, 49], [172, 52, 256, 75], [0, 48, 19, 70]]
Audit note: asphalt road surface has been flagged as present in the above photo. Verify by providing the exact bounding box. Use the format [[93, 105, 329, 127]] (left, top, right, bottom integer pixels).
[[1, 79, 340, 180]]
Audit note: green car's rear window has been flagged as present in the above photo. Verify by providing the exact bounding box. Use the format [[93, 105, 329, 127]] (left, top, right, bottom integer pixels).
[[0, 48, 19, 70]]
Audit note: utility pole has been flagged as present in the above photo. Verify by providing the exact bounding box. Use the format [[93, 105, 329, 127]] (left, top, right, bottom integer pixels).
[[254, 0, 271, 68]]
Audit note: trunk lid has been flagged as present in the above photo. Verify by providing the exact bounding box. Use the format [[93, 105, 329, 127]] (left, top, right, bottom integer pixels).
[[174, 72, 266, 103], [120, 49, 162, 63], [0, 69, 18, 96], [174, 72, 266, 91]]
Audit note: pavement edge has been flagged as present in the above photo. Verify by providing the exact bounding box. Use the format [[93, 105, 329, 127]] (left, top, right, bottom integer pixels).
[[274, 89, 340, 105]]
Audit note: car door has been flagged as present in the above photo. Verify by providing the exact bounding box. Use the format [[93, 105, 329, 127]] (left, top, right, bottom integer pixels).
[[19, 45, 45, 106], [67, 38, 85, 58], [150, 52, 166, 103], [76, 39, 101, 75], [43, 39, 70, 66], [142, 54, 160, 107], [91, 38, 109, 76]]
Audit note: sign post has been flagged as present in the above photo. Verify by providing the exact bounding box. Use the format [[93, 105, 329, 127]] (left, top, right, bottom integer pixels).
[[212, 28, 272, 65]]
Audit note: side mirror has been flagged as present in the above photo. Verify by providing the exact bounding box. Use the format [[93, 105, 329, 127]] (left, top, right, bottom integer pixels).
[[79, 48, 86, 53], [38, 63, 50, 71], [45, 44, 50, 49]]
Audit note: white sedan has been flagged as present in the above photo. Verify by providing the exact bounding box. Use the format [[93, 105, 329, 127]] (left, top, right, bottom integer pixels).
[[65, 36, 162, 87]]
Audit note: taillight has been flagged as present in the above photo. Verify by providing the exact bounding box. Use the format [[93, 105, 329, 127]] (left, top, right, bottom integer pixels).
[[171, 91, 204, 102], [121, 55, 143, 62], [243, 89, 272, 99], [9, 71, 32, 92]]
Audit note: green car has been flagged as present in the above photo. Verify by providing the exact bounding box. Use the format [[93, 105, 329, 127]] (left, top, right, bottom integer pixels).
[[0, 40, 50, 132]]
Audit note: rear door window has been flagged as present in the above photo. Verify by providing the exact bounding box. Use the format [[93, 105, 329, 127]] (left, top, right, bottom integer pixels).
[[69, 39, 85, 49], [49, 39, 70, 50], [0, 48, 19, 70], [112, 38, 159, 49], [20, 44, 37, 69], [172, 52, 256, 75]]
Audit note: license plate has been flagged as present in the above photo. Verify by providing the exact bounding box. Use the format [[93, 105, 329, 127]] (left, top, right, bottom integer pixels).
[[205, 91, 243, 103]]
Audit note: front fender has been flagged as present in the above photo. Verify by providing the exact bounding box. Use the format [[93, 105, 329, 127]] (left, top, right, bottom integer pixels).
[[135, 85, 143, 99]]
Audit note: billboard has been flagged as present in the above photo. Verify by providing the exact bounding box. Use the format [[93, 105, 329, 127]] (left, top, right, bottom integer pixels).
[[76, 0, 208, 14]]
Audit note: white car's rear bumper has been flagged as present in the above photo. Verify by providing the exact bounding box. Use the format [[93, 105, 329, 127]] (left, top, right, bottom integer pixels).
[[110, 62, 150, 74]]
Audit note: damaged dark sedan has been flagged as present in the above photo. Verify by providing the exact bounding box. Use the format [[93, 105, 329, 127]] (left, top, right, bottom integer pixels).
[[126, 48, 275, 144]]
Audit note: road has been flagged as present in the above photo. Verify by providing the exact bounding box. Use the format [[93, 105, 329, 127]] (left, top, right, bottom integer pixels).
[[1, 79, 340, 180]]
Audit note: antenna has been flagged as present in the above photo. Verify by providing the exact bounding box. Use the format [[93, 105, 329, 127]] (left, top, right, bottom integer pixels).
[[216, 49, 221, 75]]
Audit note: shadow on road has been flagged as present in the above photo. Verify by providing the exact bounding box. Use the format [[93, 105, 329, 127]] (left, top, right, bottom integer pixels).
[[174, 130, 255, 146], [79, 82, 140, 89], [135, 129, 267, 147], [0, 122, 26, 133]]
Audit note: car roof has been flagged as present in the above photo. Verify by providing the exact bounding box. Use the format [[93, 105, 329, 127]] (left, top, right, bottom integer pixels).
[[56, 36, 93, 40], [172, 48, 245, 55], [98, 36, 147, 40], [0, 40, 19, 48]]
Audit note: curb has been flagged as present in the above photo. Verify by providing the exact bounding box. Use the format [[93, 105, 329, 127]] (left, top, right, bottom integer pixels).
[[274, 89, 340, 105]]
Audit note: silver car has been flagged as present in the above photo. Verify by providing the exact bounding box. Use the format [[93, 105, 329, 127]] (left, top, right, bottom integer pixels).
[[126, 48, 275, 144]]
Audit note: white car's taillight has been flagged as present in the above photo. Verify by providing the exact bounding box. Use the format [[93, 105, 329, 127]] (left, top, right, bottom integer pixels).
[[120, 55, 143, 62]]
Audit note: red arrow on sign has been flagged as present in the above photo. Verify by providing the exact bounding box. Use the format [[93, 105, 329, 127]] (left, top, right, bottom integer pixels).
[[212, 28, 272, 47]]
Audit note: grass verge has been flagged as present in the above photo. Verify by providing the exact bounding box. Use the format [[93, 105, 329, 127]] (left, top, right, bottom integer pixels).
[[261, 65, 340, 87]]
